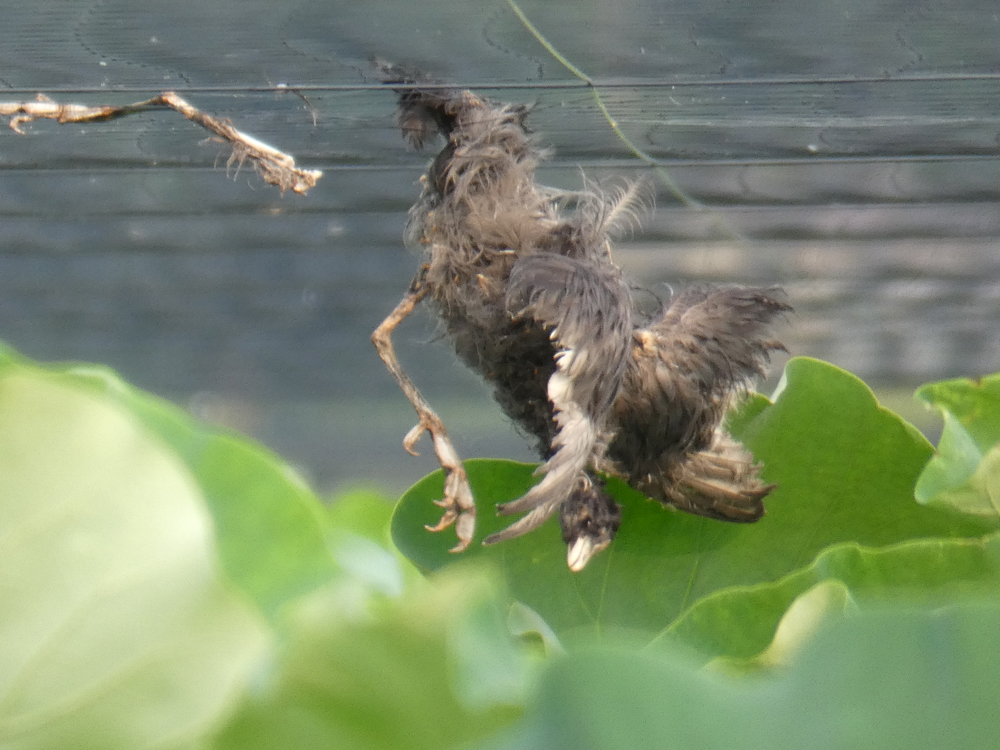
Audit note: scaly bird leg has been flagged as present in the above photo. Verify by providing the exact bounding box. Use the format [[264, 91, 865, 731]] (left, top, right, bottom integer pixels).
[[371, 271, 476, 552], [0, 92, 322, 194]]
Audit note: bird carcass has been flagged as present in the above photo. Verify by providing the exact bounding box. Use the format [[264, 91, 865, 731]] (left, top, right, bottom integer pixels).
[[373, 84, 790, 571]]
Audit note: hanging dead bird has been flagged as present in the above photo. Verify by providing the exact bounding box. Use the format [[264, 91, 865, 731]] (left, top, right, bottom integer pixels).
[[372, 78, 791, 571]]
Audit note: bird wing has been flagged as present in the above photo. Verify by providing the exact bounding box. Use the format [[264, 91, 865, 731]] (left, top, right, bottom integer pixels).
[[483, 253, 632, 545], [646, 285, 789, 396], [609, 286, 790, 522]]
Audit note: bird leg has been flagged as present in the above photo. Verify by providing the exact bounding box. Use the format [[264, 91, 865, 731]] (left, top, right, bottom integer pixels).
[[0, 92, 322, 194], [371, 271, 476, 552]]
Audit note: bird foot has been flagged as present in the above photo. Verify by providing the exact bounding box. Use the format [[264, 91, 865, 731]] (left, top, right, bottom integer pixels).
[[404, 416, 477, 553]]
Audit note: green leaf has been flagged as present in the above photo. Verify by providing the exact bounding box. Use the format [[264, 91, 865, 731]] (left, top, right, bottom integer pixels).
[[0, 369, 269, 749], [662, 533, 1000, 661], [327, 489, 397, 546], [213, 567, 526, 750], [915, 412, 984, 501], [486, 601, 1000, 750], [920, 441, 1000, 518], [393, 358, 996, 640], [723, 390, 770, 435], [326, 489, 423, 596], [739, 579, 856, 669], [193, 434, 337, 619], [916, 372, 1000, 449], [916, 373, 1000, 517], [0, 348, 338, 622]]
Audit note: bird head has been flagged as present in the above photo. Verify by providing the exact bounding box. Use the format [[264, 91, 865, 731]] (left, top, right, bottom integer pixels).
[[559, 480, 622, 572]]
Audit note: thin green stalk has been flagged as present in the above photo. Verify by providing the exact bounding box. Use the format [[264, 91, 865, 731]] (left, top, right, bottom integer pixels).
[[506, 0, 743, 240]]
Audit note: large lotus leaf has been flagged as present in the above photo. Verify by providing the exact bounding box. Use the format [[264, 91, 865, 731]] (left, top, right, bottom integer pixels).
[[484, 601, 1000, 750], [212, 566, 526, 750], [915, 373, 1000, 517], [0, 346, 338, 622], [660, 532, 1000, 661], [393, 358, 996, 638], [0, 368, 269, 749]]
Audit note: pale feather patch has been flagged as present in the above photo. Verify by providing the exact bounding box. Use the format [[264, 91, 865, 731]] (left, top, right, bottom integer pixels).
[[485, 350, 599, 539]]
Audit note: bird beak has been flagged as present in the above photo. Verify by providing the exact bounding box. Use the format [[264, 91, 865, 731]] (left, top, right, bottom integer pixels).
[[567, 536, 594, 571], [566, 535, 611, 572]]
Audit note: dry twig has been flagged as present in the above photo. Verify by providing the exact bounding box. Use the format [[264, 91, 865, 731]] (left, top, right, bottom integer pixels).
[[0, 91, 322, 194]]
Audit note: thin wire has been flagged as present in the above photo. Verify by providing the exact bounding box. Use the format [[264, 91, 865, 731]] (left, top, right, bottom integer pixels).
[[6, 71, 1000, 96]]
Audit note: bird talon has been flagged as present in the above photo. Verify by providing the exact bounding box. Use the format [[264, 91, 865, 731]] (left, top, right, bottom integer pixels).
[[403, 421, 427, 456], [424, 510, 457, 533], [422, 466, 477, 551], [424, 502, 475, 552], [447, 535, 472, 554]]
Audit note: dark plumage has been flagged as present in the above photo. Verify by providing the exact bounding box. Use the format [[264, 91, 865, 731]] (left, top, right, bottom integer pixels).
[[372, 81, 790, 571]]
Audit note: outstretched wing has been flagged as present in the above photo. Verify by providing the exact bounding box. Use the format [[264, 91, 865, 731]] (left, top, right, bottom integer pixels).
[[483, 253, 632, 545], [647, 285, 789, 397], [609, 286, 790, 522]]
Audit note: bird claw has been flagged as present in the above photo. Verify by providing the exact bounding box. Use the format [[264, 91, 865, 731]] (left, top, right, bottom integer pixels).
[[405, 414, 476, 552], [423, 464, 476, 552], [403, 421, 427, 456]]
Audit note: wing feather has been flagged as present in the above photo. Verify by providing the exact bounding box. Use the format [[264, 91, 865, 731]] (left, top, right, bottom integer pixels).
[[608, 286, 790, 522], [483, 253, 631, 545]]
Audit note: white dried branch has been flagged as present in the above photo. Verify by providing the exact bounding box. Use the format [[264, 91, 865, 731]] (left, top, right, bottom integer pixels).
[[0, 92, 323, 195]]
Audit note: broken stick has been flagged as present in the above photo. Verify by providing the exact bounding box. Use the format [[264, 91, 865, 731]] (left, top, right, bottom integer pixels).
[[0, 92, 323, 195]]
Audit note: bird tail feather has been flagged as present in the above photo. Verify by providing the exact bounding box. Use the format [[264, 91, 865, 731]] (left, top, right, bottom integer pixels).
[[653, 429, 770, 522]]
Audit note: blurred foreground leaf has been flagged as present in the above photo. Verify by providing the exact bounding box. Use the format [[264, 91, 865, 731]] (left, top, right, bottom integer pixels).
[[213, 567, 526, 750], [327, 489, 396, 546], [916, 372, 1000, 517], [0, 368, 269, 749], [487, 601, 1000, 750], [0, 347, 338, 622], [326, 489, 420, 597], [0, 348, 527, 750], [8, 339, 1000, 750], [394, 358, 996, 639]]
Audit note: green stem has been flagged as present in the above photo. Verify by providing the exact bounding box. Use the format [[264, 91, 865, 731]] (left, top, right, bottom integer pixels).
[[505, 0, 743, 240]]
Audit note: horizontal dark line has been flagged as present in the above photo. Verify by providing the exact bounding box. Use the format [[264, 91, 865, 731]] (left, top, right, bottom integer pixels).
[[1, 152, 998, 174], [0, 200, 995, 220], [655, 153, 1000, 167], [4, 72, 1000, 96]]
